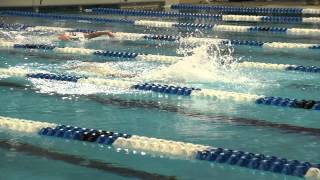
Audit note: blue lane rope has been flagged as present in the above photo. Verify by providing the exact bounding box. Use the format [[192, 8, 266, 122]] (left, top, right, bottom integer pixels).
[[3, 42, 320, 73], [14, 44, 56, 50], [1, 11, 135, 24], [26, 73, 82, 82], [92, 50, 139, 58], [1, 116, 319, 179], [32, 122, 319, 178], [132, 82, 320, 111], [90, 8, 224, 20], [0, 23, 31, 30], [255, 96, 320, 110], [2, 13, 320, 38], [87, 8, 320, 24], [221, 40, 264, 47], [195, 148, 319, 177], [2, 66, 320, 111], [39, 125, 131, 144], [247, 26, 287, 33], [132, 83, 200, 96], [143, 34, 179, 41], [3, 41, 320, 72], [1, 43, 140, 58], [170, 4, 320, 16], [2, 30, 320, 51], [2, 80, 320, 139], [286, 65, 320, 73]]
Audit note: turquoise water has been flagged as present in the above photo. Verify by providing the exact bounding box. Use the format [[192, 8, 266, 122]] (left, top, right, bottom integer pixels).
[[0, 11, 320, 180]]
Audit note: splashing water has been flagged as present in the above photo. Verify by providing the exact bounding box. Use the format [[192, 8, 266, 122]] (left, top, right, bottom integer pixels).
[[0, 31, 25, 42], [62, 61, 134, 78], [30, 78, 129, 96], [141, 41, 266, 92], [0, 30, 57, 44], [2, 28, 270, 94]]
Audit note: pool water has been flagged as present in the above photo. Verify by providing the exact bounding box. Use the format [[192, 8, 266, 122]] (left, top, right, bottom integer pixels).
[[0, 9, 320, 180]]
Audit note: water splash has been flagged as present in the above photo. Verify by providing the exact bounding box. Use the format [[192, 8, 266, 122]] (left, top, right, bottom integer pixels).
[[30, 78, 129, 96], [0, 30, 56, 44], [141, 41, 265, 92], [62, 61, 134, 78], [0, 31, 25, 42]]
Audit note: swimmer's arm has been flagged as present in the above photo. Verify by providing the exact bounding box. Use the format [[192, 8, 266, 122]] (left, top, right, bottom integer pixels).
[[84, 31, 115, 39]]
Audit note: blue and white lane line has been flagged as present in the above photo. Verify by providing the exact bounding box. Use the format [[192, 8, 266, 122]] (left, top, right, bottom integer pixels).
[[3, 22, 320, 39], [2, 12, 320, 37], [170, 4, 320, 16], [0, 116, 319, 179], [0, 42, 182, 63], [2, 26, 320, 48], [237, 62, 320, 74], [1, 68, 320, 111], [1, 41, 320, 74], [1, 34, 320, 52], [87, 8, 320, 24], [1, 42, 320, 75]]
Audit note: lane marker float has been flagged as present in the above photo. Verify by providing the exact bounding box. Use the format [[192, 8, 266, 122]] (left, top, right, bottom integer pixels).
[[2, 12, 320, 37], [170, 4, 320, 16], [1, 67, 320, 111], [88, 8, 320, 24], [0, 116, 319, 179]]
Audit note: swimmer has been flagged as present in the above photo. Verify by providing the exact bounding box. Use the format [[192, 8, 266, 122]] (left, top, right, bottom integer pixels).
[[58, 31, 115, 41]]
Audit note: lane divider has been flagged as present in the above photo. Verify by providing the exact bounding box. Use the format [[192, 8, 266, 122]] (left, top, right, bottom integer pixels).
[[1, 11, 135, 24], [0, 116, 319, 179], [134, 82, 320, 111], [3, 81, 320, 139], [3, 23, 320, 49], [2, 41, 320, 74], [2, 30, 320, 52], [0, 23, 31, 30], [87, 96, 320, 138], [0, 41, 182, 63], [0, 39, 320, 73], [4, 25, 320, 48], [1, 41, 320, 74], [2, 14, 320, 37], [1, 67, 320, 111], [170, 4, 320, 16], [237, 62, 320, 73], [87, 8, 320, 24]]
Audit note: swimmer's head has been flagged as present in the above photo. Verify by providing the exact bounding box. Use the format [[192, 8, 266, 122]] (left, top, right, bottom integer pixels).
[[58, 32, 84, 41], [58, 33, 71, 41]]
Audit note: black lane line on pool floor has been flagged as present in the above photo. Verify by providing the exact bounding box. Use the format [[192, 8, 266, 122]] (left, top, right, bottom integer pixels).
[[1, 80, 320, 138], [0, 139, 177, 180]]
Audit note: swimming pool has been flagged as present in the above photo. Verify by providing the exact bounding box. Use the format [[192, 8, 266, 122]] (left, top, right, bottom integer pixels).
[[0, 5, 320, 180]]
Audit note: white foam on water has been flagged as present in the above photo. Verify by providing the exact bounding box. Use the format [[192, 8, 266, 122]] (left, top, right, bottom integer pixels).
[[3, 31, 57, 45], [141, 42, 265, 91], [0, 29, 63, 45], [0, 75, 10, 79], [0, 30, 25, 42], [62, 61, 134, 78], [30, 78, 129, 96]]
